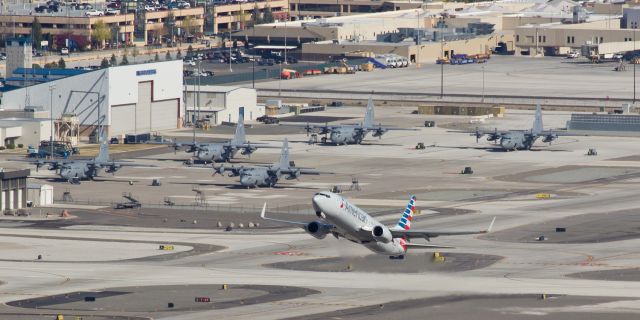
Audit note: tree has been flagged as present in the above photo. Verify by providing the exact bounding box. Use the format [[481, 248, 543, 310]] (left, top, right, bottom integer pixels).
[[91, 20, 111, 49], [32, 17, 43, 50], [176, 48, 182, 59], [100, 57, 110, 68], [58, 57, 66, 68], [132, 47, 139, 62], [263, 4, 274, 24], [154, 52, 160, 61], [250, 4, 262, 27], [187, 45, 193, 56], [164, 11, 176, 43], [120, 54, 129, 65], [110, 53, 117, 66], [165, 51, 172, 60], [182, 16, 195, 37], [44, 62, 58, 69], [32, 63, 42, 69]]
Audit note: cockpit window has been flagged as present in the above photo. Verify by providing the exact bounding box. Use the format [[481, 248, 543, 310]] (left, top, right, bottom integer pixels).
[[314, 192, 331, 198]]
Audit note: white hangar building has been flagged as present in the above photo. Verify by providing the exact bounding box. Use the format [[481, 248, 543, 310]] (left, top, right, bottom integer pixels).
[[1, 60, 184, 137]]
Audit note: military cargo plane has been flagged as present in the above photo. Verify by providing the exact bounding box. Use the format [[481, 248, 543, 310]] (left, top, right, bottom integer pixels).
[[175, 114, 276, 163], [213, 138, 324, 188], [302, 97, 416, 145], [261, 193, 495, 259], [35, 134, 151, 184], [472, 104, 564, 151]]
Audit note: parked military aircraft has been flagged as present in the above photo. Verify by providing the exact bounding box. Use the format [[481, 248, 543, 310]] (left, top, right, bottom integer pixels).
[[35, 135, 150, 184], [303, 97, 415, 145], [261, 193, 495, 259], [472, 104, 562, 150], [175, 114, 275, 162], [213, 138, 323, 188]]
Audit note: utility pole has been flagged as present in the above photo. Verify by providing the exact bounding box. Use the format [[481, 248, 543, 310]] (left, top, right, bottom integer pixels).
[[228, 31, 233, 72], [634, 27, 637, 104], [440, 17, 444, 99], [252, 26, 255, 88], [197, 60, 201, 122], [481, 65, 485, 103], [48, 84, 56, 159]]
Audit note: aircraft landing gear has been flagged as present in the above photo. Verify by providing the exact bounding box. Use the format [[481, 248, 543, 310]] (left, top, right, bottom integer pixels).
[[389, 255, 405, 260]]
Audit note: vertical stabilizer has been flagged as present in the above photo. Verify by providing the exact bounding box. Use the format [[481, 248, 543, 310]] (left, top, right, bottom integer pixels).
[[363, 96, 375, 128], [231, 108, 246, 145], [95, 129, 109, 162], [532, 104, 543, 134], [278, 138, 290, 169], [392, 195, 416, 231]]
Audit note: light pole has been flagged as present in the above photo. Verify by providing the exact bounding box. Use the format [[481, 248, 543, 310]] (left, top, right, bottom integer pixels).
[[252, 26, 255, 88], [228, 31, 233, 72], [196, 60, 201, 122], [481, 65, 485, 103], [49, 84, 56, 159], [284, 4, 288, 65], [634, 27, 636, 104], [440, 17, 445, 99], [278, 61, 282, 96]]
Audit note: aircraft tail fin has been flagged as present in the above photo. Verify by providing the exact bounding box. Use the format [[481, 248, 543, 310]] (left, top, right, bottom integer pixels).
[[363, 96, 375, 128], [95, 129, 109, 162], [231, 108, 246, 145], [392, 195, 416, 231], [532, 104, 543, 134], [278, 138, 290, 169]]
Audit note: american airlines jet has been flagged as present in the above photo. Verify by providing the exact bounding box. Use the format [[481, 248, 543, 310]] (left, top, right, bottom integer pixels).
[[261, 192, 495, 259]]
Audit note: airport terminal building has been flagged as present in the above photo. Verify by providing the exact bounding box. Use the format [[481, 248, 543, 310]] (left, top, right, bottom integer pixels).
[[1, 60, 184, 137]]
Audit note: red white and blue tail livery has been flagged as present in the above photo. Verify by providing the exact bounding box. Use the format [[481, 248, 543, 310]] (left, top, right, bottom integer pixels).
[[393, 195, 416, 231]]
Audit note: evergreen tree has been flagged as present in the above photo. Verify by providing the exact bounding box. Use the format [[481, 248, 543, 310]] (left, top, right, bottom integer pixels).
[[165, 51, 172, 60], [100, 57, 110, 68], [32, 17, 43, 50], [110, 53, 117, 66], [120, 54, 129, 65], [176, 48, 182, 59], [58, 57, 66, 68], [154, 52, 160, 61], [263, 4, 274, 23]]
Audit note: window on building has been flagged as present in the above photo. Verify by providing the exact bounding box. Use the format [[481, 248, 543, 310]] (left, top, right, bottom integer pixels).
[[543, 36, 546, 42], [516, 35, 520, 42], [567, 36, 571, 43], [600, 37, 604, 43]]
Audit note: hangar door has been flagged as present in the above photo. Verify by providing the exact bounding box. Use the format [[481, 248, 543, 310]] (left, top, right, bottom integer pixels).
[[110, 82, 178, 135], [138, 82, 178, 132]]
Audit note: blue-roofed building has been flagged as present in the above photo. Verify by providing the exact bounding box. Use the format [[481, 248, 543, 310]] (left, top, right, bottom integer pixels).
[[6, 68, 90, 87], [1, 60, 184, 137]]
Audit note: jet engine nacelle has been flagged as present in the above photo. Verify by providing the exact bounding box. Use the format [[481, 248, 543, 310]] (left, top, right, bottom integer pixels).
[[306, 220, 332, 239], [372, 225, 392, 243]]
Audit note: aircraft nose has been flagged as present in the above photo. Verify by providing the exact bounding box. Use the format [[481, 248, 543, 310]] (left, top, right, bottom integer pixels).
[[312, 194, 327, 213]]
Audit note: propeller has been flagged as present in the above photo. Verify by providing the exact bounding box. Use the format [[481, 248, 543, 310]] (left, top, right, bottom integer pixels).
[[372, 123, 387, 139], [472, 127, 483, 143], [286, 168, 301, 180], [241, 142, 257, 156], [35, 160, 44, 172], [212, 164, 225, 176]]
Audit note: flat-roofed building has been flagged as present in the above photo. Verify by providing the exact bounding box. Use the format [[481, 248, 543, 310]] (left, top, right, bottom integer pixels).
[[211, 0, 289, 33]]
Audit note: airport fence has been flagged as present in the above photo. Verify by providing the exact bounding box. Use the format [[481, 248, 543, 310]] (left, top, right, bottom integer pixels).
[[52, 197, 392, 215]]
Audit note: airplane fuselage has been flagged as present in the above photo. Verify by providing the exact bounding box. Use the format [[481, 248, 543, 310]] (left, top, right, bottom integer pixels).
[[239, 168, 279, 188], [196, 144, 237, 162], [59, 163, 98, 182], [328, 127, 368, 145], [312, 192, 406, 255], [499, 132, 539, 150]]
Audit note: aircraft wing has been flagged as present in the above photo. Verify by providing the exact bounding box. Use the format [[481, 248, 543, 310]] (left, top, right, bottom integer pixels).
[[259, 203, 309, 228], [404, 243, 455, 249], [391, 217, 496, 240]]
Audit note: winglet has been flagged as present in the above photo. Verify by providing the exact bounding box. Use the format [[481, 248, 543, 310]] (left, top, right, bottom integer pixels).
[[260, 202, 267, 219], [486, 216, 496, 233]]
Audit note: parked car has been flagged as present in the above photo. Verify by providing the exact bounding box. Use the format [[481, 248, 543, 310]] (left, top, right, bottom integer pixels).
[[85, 9, 104, 16], [60, 47, 70, 55], [105, 8, 119, 15], [144, 5, 156, 11], [177, 1, 190, 8], [258, 58, 275, 66], [34, 5, 49, 13]]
